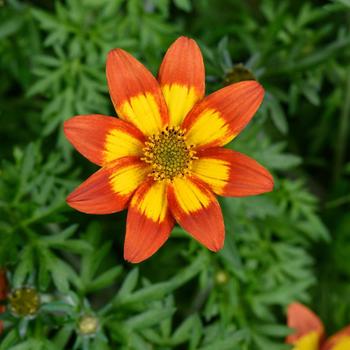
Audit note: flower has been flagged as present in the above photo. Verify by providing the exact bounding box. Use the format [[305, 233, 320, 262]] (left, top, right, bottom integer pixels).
[[0, 269, 7, 333], [286, 302, 350, 350], [64, 36, 274, 263]]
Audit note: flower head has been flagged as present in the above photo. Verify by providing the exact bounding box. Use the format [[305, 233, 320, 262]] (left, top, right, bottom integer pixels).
[[64, 36, 274, 263], [287, 302, 350, 350]]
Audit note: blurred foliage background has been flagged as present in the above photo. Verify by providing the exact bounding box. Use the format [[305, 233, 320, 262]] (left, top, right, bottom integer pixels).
[[0, 0, 349, 349]]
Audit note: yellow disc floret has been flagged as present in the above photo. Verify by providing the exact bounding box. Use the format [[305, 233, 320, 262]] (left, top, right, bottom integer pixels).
[[9, 287, 40, 317], [142, 126, 197, 181], [78, 314, 99, 336]]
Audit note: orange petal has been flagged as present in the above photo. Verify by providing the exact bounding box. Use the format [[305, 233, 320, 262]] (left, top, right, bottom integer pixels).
[[0, 269, 6, 300], [0, 269, 7, 334], [106, 49, 169, 136], [158, 36, 205, 126], [67, 157, 149, 214], [64, 115, 146, 166], [286, 303, 324, 345], [125, 180, 174, 263], [322, 326, 350, 350], [192, 148, 274, 197], [167, 176, 225, 251], [182, 81, 264, 149]]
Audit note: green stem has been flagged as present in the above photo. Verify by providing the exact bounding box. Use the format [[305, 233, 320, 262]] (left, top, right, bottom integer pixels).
[[325, 194, 350, 209]]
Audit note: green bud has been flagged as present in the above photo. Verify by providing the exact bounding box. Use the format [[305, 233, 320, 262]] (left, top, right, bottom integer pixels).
[[9, 287, 40, 317], [224, 64, 256, 85]]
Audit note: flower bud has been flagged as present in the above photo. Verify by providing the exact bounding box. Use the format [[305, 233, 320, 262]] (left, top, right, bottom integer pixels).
[[215, 270, 229, 285], [224, 64, 256, 85], [78, 314, 99, 336], [8, 287, 40, 317]]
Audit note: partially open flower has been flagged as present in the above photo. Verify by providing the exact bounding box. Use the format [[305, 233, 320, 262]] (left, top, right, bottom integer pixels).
[[78, 314, 99, 336], [286, 302, 350, 350], [224, 64, 256, 85], [8, 287, 40, 317]]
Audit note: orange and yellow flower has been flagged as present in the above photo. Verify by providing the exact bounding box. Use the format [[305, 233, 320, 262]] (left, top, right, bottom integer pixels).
[[0, 269, 7, 333], [287, 302, 350, 350], [64, 36, 273, 263]]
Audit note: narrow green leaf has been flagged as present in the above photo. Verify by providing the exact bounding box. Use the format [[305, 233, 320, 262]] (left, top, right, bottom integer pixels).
[[174, 0, 192, 12], [125, 307, 175, 330], [116, 268, 139, 300], [87, 266, 123, 292]]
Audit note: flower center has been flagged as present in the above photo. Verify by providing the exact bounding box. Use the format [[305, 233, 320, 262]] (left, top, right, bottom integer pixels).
[[78, 314, 99, 335], [142, 126, 197, 181], [9, 287, 40, 317]]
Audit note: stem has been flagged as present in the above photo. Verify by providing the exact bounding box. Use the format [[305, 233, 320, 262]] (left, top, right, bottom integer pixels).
[[325, 194, 350, 209]]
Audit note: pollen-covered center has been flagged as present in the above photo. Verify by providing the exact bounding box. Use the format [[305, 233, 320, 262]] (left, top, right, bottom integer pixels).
[[142, 126, 197, 181]]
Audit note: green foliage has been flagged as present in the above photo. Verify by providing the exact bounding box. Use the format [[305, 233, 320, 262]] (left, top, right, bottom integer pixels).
[[1, 0, 349, 349]]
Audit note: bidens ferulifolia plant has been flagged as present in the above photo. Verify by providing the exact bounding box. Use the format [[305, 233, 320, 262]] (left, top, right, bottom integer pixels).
[[3, 0, 348, 348], [64, 36, 274, 263]]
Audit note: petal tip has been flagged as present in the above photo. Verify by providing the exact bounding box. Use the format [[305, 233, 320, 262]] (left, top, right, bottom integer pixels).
[[66, 192, 80, 210], [211, 239, 224, 252], [124, 234, 162, 263], [288, 302, 304, 314], [252, 82, 265, 102], [66, 191, 74, 203], [256, 82, 265, 98], [174, 36, 201, 52], [248, 80, 265, 95], [63, 117, 74, 135], [265, 172, 275, 192], [106, 48, 131, 68], [124, 252, 146, 264], [63, 115, 84, 140], [235, 80, 265, 98], [107, 47, 125, 58], [124, 254, 138, 264], [175, 35, 193, 43]]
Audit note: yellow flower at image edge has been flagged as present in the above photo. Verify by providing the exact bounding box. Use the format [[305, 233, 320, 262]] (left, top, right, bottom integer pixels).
[[9, 287, 40, 317], [64, 36, 274, 263]]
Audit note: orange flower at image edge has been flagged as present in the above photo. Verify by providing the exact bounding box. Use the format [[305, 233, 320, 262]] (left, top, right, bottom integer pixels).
[[287, 303, 350, 350], [64, 36, 274, 263], [0, 269, 7, 333]]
